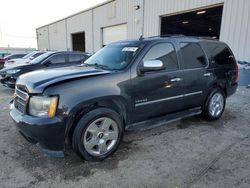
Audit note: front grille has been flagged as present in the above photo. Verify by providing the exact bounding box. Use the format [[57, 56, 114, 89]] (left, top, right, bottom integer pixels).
[[14, 88, 29, 114]]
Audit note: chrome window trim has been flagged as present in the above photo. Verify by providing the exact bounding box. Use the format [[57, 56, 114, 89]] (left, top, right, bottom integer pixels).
[[135, 91, 203, 107]]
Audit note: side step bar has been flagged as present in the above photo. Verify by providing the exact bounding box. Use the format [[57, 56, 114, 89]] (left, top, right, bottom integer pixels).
[[126, 107, 202, 131]]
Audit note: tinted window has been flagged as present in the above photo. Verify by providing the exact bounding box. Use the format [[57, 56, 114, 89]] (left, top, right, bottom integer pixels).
[[68, 54, 81, 63], [32, 52, 44, 58], [143, 43, 178, 70], [180, 43, 207, 69], [206, 43, 235, 65], [48, 54, 66, 64], [9, 54, 25, 59]]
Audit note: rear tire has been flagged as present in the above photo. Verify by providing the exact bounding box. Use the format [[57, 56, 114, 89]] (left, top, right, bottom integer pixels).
[[72, 108, 124, 161], [203, 88, 226, 121]]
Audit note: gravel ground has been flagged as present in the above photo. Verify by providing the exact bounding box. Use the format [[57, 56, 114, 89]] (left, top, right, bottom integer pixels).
[[0, 85, 249, 188]]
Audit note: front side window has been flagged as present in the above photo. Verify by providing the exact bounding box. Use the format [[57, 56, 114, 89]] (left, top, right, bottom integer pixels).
[[143, 43, 178, 70], [85, 44, 140, 70], [48, 54, 66, 64], [180, 43, 207, 69]]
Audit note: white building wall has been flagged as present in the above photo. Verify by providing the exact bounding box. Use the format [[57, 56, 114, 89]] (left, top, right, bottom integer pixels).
[[37, 26, 49, 50], [143, 0, 250, 62], [93, 0, 143, 52], [66, 10, 93, 52], [220, 0, 250, 63], [36, 0, 250, 63], [48, 20, 67, 51]]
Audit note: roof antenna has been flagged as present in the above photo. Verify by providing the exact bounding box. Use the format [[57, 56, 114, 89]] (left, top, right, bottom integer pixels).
[[139, 35, 143, 41]]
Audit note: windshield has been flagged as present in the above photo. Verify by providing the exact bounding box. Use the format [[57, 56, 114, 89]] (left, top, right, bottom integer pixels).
[[22, 51, 36, 59], [29, 52, 53, 64], [84, 45, 140, 70]]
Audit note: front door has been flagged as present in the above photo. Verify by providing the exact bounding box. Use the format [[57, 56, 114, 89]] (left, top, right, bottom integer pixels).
[[131, 42, 185, 123], [44, 54, 68, 68]]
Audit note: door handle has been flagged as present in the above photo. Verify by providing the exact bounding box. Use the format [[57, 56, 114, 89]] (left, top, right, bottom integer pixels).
[[204, 73, 212, 77], [171, 78, 182, 82]]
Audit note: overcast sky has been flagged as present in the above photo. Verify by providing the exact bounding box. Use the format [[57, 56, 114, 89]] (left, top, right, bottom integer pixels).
[[0, 0, 106, 49]]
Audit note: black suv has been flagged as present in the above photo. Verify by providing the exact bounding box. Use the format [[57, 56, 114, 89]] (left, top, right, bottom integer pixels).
[[10, 36, 238, 161], [0, 51, 90, 88]]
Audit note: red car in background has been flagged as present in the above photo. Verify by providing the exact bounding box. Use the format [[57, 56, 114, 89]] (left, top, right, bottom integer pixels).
[[0, 54, 26, 69]]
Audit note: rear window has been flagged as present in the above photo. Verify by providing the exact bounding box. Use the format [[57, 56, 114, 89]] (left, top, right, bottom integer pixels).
[[180, 43, 207, 69], [204, 43, 235, 65]]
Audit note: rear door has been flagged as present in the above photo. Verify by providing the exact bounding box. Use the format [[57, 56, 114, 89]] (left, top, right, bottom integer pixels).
[[132, 42, 185, 122], [178, 42, 214, 109]]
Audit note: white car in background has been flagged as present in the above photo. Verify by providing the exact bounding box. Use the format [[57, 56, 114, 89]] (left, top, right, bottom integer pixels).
[[4, 51, 45, 68]]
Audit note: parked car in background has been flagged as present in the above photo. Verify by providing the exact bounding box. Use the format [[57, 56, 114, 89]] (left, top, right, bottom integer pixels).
[[4, 51, 45, 68], [0, 54, 27, 69], [9, 36, 238, 161], [0, 51, 90, 88]]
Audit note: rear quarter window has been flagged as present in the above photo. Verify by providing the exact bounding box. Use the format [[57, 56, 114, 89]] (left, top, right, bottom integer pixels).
[[201, 43, 235, 65]]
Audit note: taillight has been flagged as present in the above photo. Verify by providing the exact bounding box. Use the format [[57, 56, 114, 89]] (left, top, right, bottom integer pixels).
[[235, 63, 239, 83]]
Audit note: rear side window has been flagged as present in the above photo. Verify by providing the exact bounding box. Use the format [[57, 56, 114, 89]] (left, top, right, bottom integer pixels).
[[180, 43, 207, 69], [48, 54, 66, 64], [68, 54, 81, 63], [205, 43, 235, 65], [143, 43, 178, 70]]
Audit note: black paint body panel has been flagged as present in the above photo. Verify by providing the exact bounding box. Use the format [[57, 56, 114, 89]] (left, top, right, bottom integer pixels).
[[10, 37, 238, 152]]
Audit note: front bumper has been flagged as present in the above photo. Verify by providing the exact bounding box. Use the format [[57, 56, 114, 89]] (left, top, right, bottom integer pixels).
[[0, 74, 16, 88], [10, 107, 67, 155]]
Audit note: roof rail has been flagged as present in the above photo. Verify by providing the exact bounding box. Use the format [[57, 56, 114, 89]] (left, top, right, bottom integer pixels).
[[139, 35, 218, 41], [191, 36, 218, 40], [146, 34, 185, 39], [138, 34, 185, 40]]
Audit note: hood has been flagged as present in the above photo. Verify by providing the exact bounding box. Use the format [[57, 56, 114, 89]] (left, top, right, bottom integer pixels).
[[4, 58, 29, 68], [0, 63, 30, 74], [16, 66, 112, 93]]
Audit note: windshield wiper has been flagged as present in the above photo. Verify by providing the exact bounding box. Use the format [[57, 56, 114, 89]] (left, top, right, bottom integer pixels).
[[86, 63, 110, 70]]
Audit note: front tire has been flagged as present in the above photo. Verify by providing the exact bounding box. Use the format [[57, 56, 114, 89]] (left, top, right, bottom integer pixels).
[[72, 108, 124, 161], [203, 88, 226, 121]]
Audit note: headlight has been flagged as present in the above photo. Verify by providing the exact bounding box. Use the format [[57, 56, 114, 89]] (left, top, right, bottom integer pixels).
[[29, 96, 58, 118], [6, 69, 20, 74]]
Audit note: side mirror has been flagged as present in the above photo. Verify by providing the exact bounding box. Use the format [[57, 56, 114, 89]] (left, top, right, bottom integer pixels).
[[43, 60, 52, 66], [139, 60, 165, 73]]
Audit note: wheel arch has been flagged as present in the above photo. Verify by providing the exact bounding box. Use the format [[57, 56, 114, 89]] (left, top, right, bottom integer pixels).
[[65, 96, 129, 144]]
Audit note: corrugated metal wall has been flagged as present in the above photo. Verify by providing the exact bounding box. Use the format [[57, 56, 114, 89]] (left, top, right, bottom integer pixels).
[[37, 26, 49, 50], [143, 0, 250, 62], [66, 10, 93, 52], [92, 0, 143, 52], [220, 0, 250, 63], [48, 20, 67, 51], [36, 0, 250, 62]]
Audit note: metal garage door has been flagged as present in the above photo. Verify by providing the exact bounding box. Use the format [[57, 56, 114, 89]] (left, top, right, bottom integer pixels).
[[102, 24, 127, 46]]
